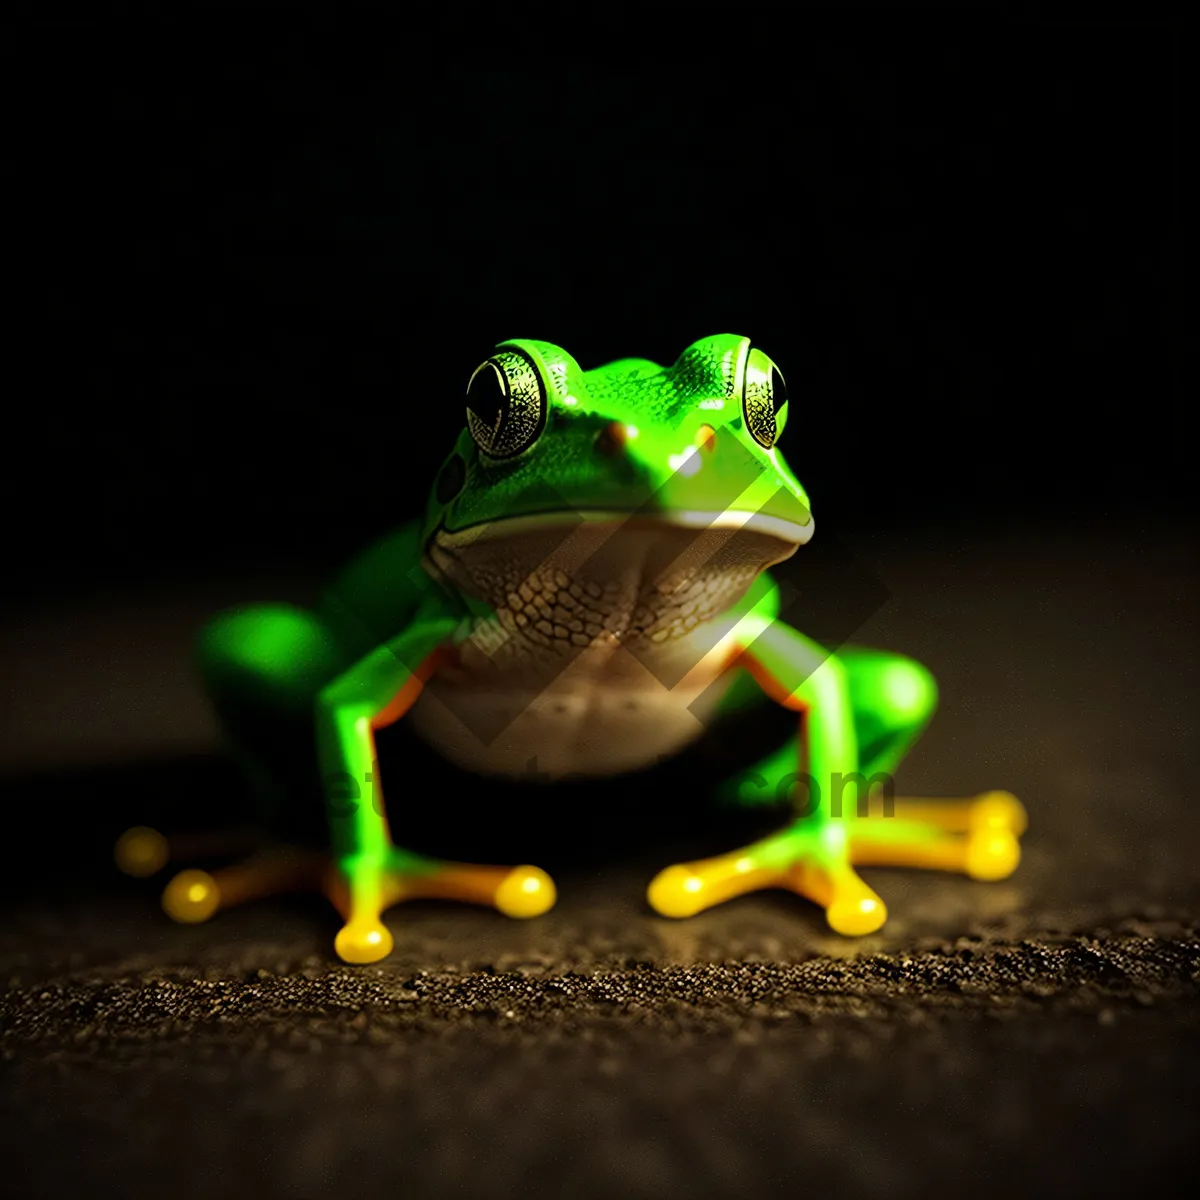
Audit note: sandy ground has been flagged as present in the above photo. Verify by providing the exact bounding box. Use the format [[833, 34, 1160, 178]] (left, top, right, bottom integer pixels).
[[1, 523, 1196, 1198]]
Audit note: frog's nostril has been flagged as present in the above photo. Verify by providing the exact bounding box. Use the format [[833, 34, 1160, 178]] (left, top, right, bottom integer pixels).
[[593, 421, 629, 458]]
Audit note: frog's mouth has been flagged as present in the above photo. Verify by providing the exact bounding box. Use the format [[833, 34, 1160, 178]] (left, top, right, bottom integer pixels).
[[425, 510, 809, 649]]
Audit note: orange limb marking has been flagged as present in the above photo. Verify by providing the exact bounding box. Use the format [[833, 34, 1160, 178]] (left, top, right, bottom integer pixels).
[[370, 645, 454, 731]]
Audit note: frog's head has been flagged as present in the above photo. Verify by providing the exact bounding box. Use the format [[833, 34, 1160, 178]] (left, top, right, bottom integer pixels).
[[421, 335, 813, 638]]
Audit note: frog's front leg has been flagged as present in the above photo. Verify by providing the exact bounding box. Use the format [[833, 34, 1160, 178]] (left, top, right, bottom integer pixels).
[[317, 621, 556, 964], [647, 619, 1025, 935], [648, 626, 890, 933]]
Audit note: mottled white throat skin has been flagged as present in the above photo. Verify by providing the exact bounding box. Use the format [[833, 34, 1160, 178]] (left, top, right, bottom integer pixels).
[[411, 519, 800, 778]]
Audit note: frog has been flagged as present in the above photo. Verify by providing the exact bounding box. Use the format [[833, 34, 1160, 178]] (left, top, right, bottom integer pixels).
[[115, 334, 1026, 964]]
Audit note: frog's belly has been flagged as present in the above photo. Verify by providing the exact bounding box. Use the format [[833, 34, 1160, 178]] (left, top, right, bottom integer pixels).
[[407, 666, 732, 780]]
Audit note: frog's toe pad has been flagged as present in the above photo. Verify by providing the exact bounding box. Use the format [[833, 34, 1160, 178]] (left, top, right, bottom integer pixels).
[[494, 865, 557, 918], [646, 865, 708, 919], [825, 893, 888, 936], [162, 870, 221, 923], [335, 921, 395, 965], [964, 827, 1021, 881], [972, 791, 1028, 835], [115, 826, 169, 878]]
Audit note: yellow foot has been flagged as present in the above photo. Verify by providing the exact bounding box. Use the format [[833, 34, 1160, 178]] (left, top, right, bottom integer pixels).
[[147, 840, 555, 964], [324, 856, 558, 966], [849, 792, 1026, 881], [647, 792, 1025, 935], [646, 832, 888, 937]]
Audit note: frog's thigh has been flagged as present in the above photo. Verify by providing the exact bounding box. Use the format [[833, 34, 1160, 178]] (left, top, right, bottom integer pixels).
[[839, 646, 938, 777], [198, 604, 345, 838], [198, 603, 343, 718], [712, 648, 937, 811]]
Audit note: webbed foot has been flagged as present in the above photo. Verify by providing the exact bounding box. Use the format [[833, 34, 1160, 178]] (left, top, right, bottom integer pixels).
[[846, 790, 1025, 880], [647, 820, 888, 934], [646, 791, 1025, 935], [116, 828, 556, 964], [326, 850, 557, 964]]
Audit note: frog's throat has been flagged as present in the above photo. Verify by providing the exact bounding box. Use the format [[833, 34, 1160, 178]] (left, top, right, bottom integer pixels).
[[423, 511, 808, 651]]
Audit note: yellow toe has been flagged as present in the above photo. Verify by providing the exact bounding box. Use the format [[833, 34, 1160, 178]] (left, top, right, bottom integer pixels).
[[494, 865, 557, 918], [646, 864, 706, 918], [965, 827, 1021, 880], [334, 921, 395, 965], [826, 893, 888, 936], [162, 869, 220, 923], [971, 791, 1028, 835], [115, 826, 169, 877]]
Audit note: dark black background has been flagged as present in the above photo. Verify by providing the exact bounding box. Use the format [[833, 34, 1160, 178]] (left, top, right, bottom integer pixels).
[[2, 15, 1195, 1200], [6, 10, 1185, 604]]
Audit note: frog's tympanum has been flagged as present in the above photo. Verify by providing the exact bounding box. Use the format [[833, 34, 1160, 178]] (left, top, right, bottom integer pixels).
[[117, 336, 1025, 963]]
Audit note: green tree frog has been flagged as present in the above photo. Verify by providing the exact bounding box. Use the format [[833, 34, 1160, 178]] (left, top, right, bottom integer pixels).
[[116, 335, 1026, 964]]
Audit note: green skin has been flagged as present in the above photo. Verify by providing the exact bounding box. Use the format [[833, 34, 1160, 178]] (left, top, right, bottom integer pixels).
[[198, 335, 947, 957]]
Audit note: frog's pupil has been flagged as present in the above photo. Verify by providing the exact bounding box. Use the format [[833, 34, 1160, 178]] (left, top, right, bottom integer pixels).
[[770, 365, 788, 416], [436, 454, 465, 503], [466, 361, 507, 442]]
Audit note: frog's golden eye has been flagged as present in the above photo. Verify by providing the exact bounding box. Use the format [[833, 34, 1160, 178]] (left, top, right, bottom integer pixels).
[[741, 348, 789, 449], [465, 346, 547, 459]]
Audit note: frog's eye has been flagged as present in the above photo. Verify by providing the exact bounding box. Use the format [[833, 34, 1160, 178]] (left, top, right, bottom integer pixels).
[[741, 348, 789, 449], [465, 346, 547, 459]]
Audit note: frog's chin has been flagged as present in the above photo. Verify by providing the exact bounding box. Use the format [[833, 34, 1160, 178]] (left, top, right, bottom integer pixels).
[[433, 507, 814, 550], [425, 510, 810, 643]]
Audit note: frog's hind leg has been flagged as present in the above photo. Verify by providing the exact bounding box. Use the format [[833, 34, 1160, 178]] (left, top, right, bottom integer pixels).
[[837, 647, 1026, 881], [139, 603, 346, 923], [192, 601, 345, 836]]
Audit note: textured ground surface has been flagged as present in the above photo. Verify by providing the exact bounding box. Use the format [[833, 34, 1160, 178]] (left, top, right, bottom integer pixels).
[[1, 525, 1197, 1198]]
